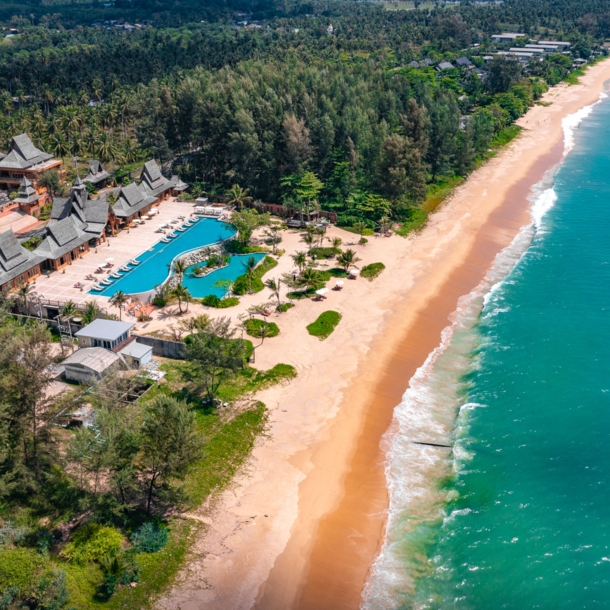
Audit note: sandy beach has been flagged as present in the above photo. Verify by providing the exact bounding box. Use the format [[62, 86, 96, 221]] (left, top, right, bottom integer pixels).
[[155, 59, 610, 610]]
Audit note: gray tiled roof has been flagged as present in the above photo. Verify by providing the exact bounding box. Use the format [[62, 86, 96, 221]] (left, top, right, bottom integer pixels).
[[0, 134, 54, 170], [139, 160, 177, 197], [0, 229, 45, 286], [35, 215, 90, 260], [84, 160, 111, 185], [112, 182, 157, 218]]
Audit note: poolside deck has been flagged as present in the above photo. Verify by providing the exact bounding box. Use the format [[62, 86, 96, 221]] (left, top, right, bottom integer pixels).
[[32, 199, 197, 306]]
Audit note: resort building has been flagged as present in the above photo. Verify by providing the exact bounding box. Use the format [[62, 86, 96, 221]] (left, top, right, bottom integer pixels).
[[13, 177, 43, 215], [83, 160, 111, 190], [0, 228, 45, 292], [139, 160, 181, 201], [110, 182, 158, 226], [35, 178, 110, 271], [0, 134, 63, 214]]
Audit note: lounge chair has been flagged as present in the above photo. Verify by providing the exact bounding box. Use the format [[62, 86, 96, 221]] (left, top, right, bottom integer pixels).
[[73, 282, 83, 288]]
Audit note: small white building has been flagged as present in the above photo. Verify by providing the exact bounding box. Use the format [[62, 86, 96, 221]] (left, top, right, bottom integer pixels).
[[75, 319, 134, 350], [63, 347, 121, 383], [118, 340, 153, 368], [492, 33, 526, 44]]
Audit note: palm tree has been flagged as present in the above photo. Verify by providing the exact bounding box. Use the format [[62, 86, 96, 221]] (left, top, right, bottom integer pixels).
[[16, 281, 34, 313], [82, 300, 102, 324], [109, 290, 129, 320], [265, 277, 282, 307], [332, 237, 343, 249], [172, 284, 191, 314], [299, 267, 321, 291], [227, 184, 253, 210], [303, 233, 315, 251], [173, 259, 187, 282], [337, 249, 362, 271], [61, 300, 77, 319], [353, 221, 368, 244], [242, 256, 258, 293], [291, 251, 307, 274]]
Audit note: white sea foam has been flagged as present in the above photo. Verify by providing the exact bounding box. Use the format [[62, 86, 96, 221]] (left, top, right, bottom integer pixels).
[[362, 94, 607, 610]]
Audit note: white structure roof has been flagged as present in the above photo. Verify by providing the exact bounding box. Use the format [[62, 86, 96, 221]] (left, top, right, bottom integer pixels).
[[75, 319, 134, 341], [119, 341, 152, 359], [63, 347, 120, 374]]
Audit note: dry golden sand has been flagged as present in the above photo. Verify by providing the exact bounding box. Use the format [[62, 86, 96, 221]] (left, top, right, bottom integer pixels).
[[156, 60, 610, 610]]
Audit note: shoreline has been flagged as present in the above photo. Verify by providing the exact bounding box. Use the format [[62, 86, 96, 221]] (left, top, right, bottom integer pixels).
[[156, 60, 610, 610]]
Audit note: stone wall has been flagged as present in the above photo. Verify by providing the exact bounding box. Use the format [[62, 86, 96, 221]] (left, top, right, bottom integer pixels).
[[134, 334, 186, 359]]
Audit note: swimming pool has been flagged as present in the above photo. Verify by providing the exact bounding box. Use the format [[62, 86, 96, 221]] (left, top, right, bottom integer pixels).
[[93, 218, 236, 297], [182, 253, 266, 298]]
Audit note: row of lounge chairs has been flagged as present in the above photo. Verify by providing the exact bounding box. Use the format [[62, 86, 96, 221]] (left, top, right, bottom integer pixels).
[[90, 259, 141, 291]]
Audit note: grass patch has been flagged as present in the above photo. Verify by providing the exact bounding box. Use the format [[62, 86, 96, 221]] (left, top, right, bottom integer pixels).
[[341, 226, 375, 236], [535, 100, 552, 106], [244, 318, 280, 338], [232, 256, 278, 295], [397, 207, 429, 237], [224, 241, 269, 254], [360, 262, 386, 281], [306, 310, 342, 340], [276, 303, 293, 313], [310, 246, 340, 259]]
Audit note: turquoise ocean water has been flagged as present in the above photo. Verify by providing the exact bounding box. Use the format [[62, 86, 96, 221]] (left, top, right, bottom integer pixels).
[[363, 91, 610, 609]]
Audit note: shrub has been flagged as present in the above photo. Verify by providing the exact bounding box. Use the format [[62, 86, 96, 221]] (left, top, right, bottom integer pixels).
[[130, 522, 168, 554], [276, 303, 293, 313], [0, 548, 45, 595], [232, 256, 278, 295], [360, 262, 386, 281], [224, 241, 268, 255], [61, 523, 124, 564], [244, 319, 280, 338], [306, 311, 342, 340], [201, 295, 239, 308]]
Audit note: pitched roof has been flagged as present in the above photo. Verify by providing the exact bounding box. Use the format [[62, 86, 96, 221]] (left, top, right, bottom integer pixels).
[[111, 182, 157, 218], [48, 182, 109, 238], [456, 56, 473, 66], [0, 229, 45, 286], [83, 160, 111, 185], [0, 134, 53, 170], [63, 347, 120, 374], [14, 176, 41, 205], [139, 160, 177, 197], [35, 215, 90, 260]]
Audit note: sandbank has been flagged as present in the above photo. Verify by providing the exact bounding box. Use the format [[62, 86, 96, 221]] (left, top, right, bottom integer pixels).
[[156, 59, 610, 610]]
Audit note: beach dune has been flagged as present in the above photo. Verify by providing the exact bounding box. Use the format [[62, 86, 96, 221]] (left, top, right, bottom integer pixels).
[[156, 59, 610, 610]]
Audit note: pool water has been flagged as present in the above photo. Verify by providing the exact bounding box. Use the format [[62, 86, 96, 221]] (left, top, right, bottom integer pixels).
[[183, 253, 266, 298], [93, 218, 235, 297]]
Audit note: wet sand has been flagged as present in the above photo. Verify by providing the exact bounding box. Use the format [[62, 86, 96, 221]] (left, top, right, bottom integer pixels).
[[156, 60, 610, 610]]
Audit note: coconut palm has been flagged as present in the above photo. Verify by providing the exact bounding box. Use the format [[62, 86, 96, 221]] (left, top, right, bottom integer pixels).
[[337, 248, 361, 271], [173, 259, 187, 281], [172, 283, 191, 314], [299, 267, 321, 291], [291, 251, 307, 274], [109, 290, 129, 320], [353, 221, 368, 244], [61, 300, 77, 319], [227, 184, 253, 210], [303, 233, 315, 251], [265, 277, 282, 307], [16, 281, 34, 313], [332, 237, 343, 249], [242, 256, 258, 293], [82, 300, 102, 324]]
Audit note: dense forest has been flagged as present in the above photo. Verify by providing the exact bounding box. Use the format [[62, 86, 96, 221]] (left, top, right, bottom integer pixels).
[[0, 0, 607, 222]]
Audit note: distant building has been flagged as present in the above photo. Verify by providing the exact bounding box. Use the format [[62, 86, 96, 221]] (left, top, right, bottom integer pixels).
[[436, 61, 455, 71], [139, 160, 181, 201], [13, 177, 42, 216], [83, 160, 111, 189], [491, 33, 526, 44], [0, 228, 45, 292], [0, 134, 64, 215], [409, 60, 420, 67], [327, 24, 334, 35], [455, 56, 473, 67]]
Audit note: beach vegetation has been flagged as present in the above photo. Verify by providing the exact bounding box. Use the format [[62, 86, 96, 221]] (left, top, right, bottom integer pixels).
[[337, 249, 362, 271], [201, 295, 240, 308], [277, 303, 294, 313], [232, 256, 278, 296], [244, 319, 280, 338], [361, 263, 386, 281], [307, 311, 342, 341], [230, 209, 271, 246]]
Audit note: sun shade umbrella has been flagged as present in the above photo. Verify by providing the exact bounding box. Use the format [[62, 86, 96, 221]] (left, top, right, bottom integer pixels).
[[316, 288, 329, 296]]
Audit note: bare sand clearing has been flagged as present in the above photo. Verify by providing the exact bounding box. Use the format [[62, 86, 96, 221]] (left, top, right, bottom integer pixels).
[[156, 60, 610, 610]]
